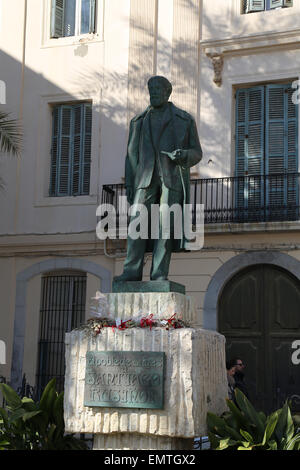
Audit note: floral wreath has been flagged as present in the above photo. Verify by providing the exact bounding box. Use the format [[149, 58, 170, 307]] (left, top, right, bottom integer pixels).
[[78, 291, 189, 336]]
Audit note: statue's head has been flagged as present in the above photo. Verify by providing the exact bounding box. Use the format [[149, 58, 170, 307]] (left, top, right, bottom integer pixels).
[[147, 76, 172, 108]]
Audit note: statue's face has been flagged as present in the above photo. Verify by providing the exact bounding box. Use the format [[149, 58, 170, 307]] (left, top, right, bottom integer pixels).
[[148, 80, 170, 108]]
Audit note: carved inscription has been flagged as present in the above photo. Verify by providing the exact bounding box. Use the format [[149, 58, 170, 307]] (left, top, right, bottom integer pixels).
[[84, 351, 165, 409]]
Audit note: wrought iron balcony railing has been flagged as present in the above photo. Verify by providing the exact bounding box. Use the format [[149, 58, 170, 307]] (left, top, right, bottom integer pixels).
[[101, 173, 300, 225]]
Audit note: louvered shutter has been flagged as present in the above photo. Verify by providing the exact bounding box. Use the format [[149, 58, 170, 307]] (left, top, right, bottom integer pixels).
[[82, 104, 92, 195], [71, 103, 91, 196], [58, 106, 73, 195], [235, 87, 265, 220], [50, 107, 60, 196], [89, 0, 96, 33], [266, 84, 298, 219], [246, 0, 265, 13], [50, 103, 92, 197], [270, 0, 293, 7], [50, 105, 73, 196], [50, 0, 65, 38], [72, 104, 83, 195], [269, 0, 283, 7]]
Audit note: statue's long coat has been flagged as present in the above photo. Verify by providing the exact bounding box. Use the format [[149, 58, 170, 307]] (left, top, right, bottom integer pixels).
[[125, 102, 203, 251]]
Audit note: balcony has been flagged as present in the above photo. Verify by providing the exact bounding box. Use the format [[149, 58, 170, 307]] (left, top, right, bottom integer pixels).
[[101, 173, 300, 226]]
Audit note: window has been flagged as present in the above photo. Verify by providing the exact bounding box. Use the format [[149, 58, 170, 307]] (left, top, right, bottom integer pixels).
[[235, 83, 298, 220], [242, 0, 293, 14], [36, 272, 87, 396], [50, 102, 92, 197], [51, 0, 96, 38]]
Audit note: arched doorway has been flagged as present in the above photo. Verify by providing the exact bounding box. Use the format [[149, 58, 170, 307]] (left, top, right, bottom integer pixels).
[[36, 270, 87, 397], [218, 264, 300, 414]]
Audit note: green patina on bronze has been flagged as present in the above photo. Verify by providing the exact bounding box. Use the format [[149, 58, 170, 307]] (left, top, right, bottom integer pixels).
[[114, 76, 202, 284], [84, 351, 165, 409], [112, 280, 185, 294]]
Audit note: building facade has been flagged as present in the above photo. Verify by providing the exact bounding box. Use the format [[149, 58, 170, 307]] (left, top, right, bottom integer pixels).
[[1, 0, 300, 413]]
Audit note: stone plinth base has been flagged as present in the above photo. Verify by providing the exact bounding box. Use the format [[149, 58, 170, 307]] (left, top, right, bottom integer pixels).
[[106, 291, 199, 326], [64, 292, 227, 450], [64, 328, 227, 438], [93, 433, 194, 450]]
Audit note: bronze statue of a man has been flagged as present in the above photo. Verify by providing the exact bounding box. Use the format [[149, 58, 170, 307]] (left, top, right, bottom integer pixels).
[[114, 76, 202, 282]]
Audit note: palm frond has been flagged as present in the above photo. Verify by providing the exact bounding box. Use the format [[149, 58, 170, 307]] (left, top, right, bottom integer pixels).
[[0, 112, 22, 156]]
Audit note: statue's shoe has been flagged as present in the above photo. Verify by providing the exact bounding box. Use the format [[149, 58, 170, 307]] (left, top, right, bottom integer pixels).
[[113, 273, 142, 282]]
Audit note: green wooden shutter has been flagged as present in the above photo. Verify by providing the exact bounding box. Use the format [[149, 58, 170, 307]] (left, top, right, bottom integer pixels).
[[72, 104, 83, 196], [50, 0, 65, 38], [89, 0, 96, 33], [82, 104, 92, 195], [58, 105, 73, 195], [246, 0, 265, 13], [235, 87, 265, 217], [50, 107, 60, 196], [71, 103, 91, 196], [266, 84, 298, 218], [50, 103, 92, 197]]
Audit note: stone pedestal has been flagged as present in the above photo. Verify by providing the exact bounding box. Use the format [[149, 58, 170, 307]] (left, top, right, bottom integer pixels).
[[64, 292, 227, 450]]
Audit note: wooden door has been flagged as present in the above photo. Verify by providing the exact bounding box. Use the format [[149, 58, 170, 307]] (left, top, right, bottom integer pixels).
[[219, 264, 300, 414]]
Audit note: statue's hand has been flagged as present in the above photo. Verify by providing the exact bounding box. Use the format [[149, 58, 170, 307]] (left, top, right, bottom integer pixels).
[[161, 149, 186, 163], [126, 187, 134, 205]]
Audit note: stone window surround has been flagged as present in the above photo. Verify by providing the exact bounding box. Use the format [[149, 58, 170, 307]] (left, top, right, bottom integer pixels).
[[34, 92, 100, 208], [10, 258, 112, 390], [41, 0, 104, 48]]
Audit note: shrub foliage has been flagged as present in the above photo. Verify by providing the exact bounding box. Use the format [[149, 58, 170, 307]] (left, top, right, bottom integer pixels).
[[0, 378, 88, 450], [207, 388, 300, 451]]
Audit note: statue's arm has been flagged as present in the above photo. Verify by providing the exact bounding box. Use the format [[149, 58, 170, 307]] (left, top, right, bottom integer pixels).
[[162, 118, 202, 168], [180, 118, 203, 168], [124, 120, 136, 204]]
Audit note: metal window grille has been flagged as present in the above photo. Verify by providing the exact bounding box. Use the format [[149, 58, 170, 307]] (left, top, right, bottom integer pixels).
[[36, 272, 87, 398]]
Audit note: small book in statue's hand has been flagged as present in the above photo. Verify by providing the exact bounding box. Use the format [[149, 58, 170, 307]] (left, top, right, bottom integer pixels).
[[161, 149, 183, 161]]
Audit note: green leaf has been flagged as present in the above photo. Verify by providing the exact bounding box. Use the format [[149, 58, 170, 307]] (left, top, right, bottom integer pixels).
[[21, 397, 38, 413], [262, 412, 278, 445], [235, 389, 265, 438], [0, 384, 23, 410], [218, 437, 231, 450], [38, 378, 57, 420], [52, 392, 64, 430], [0, 408, 9, 428], [9, 408, 26, 424], [22, 410, 42, 422], [258, 411, 267, 425], [275, 402, 294, 446], [226, 399, 249, 429], [208, 431, 222, 450], [268, 439, 278, 450], [207, 412, 228, 437], [240, 429, 254, 443]]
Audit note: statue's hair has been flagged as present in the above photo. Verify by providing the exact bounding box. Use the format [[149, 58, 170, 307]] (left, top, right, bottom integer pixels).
[[147, 76, 172, 96]]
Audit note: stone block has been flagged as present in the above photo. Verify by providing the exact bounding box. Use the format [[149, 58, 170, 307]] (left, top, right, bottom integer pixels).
[[64, 327, 227, 439], [105, 292, 199, 326]]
